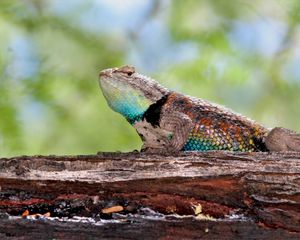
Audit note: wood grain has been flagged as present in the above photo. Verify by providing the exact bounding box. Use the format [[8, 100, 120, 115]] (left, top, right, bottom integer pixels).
[[0, 151, 299, 239]]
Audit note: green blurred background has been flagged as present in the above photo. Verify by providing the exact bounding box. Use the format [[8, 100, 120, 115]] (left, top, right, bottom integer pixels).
[[0, 0, 300, 157]]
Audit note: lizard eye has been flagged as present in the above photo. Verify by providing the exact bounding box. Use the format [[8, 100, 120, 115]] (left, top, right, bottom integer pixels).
[[116, 65, 135, 76]]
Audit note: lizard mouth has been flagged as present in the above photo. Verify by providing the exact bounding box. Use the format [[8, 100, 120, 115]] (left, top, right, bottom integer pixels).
[[99, 68, 114, 78], [98, 68, 118, 92], [99, 66, 135, 93]]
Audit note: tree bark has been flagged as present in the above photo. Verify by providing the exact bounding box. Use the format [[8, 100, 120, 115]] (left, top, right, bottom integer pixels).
[[0, 151, 299, 239]]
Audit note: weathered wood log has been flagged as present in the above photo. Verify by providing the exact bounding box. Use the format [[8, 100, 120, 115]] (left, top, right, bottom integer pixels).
[[1, 216, 299, 240], [0, 151, 299, 239]]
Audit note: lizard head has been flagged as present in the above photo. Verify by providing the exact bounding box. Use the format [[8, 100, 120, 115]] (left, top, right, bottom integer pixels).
[[99, 65, 169, 123]]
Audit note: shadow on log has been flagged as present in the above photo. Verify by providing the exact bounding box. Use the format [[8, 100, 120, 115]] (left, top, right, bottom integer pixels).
[[0, 151, 299, 239]]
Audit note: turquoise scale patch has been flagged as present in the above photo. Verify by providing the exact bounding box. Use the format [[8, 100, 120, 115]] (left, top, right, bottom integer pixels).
[[127, 114, 143, 125], [183, 137, 220, 151]]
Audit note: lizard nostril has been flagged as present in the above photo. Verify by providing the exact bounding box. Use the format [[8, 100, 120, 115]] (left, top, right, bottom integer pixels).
[[99, 68, 115, 78], [99, 70, 106, 77], [99, 69, 109, 78]]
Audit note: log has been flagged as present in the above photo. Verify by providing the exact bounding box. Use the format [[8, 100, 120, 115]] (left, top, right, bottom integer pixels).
[[0, 151, 299, 239]]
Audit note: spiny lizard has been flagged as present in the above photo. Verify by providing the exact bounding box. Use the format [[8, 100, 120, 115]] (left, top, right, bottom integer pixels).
[[99, 65, 300, 153]]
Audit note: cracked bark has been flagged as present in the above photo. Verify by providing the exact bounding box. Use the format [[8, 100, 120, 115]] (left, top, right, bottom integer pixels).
[[0, 151, 299, 239]]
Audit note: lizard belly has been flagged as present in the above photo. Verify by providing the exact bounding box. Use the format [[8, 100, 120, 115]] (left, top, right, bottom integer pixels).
[[133, 120, 172, 149]]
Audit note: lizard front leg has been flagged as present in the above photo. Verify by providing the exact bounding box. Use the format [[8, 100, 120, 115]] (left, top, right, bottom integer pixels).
[[159, 111, 193, 152], [134, 120, 172, 153]]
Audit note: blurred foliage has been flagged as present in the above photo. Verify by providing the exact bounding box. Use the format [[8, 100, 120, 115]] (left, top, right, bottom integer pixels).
[[0, 0, 300, 157]]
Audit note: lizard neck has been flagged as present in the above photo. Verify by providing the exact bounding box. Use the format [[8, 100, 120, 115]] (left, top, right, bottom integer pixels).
[[142, 94, 170, 127], [127, 93, 170, 125]]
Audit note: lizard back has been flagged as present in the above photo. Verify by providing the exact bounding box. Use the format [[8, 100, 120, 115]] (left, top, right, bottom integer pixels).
[[164, 92, 269, 151]]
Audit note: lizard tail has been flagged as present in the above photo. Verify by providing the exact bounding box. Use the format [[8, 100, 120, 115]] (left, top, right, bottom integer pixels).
[[265, 127, 300, 152]]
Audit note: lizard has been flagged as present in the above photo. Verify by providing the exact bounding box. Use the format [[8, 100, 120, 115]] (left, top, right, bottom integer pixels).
[[98, 65, 300, 153]]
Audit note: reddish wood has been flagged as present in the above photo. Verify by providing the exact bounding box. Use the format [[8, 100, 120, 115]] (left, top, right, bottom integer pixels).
[[0, 151, 299, 238]]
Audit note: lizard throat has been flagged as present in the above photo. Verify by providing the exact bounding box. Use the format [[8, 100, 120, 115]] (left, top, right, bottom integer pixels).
[[100, 80, 153, 123], [127, 93, 170, 125]]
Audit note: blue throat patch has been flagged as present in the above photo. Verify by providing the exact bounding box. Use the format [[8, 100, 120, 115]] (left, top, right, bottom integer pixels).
[[108, 99, 145, 123], [127, 114, 144, 125], [100, 78, 152, 125]]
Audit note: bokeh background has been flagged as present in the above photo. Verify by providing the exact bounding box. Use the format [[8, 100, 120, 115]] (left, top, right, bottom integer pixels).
[[1, 0, 300, 157]]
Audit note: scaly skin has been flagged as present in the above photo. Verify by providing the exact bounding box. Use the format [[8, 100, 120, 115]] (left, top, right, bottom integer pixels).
[[163, 92, 268, 152], [99, 66, 300, 153]]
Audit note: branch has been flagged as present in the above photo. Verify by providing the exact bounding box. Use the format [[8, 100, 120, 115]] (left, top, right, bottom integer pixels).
[[0, 152, 299, 239]]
